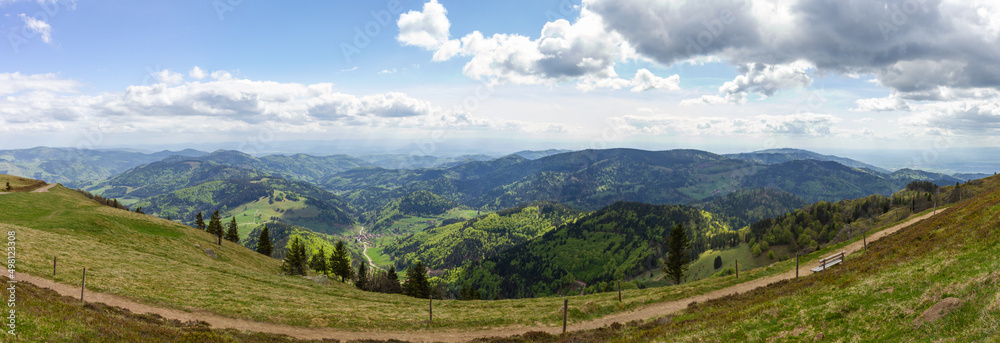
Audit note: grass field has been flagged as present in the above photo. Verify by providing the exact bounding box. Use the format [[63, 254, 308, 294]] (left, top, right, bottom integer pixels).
[[1, 182, 948, 332]]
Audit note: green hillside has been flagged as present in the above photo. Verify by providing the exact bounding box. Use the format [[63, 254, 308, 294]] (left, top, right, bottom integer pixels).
[[524, 175, 1000, 342], [132, 177, 357, 233], [442, 202, 735, 299], [382, 202, 583, 270]]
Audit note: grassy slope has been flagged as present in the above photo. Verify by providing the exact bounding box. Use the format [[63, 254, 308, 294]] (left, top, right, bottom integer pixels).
[[0, 182, 879, 332], [497, 177, 1000, 342], [1, 275, 309, 343]]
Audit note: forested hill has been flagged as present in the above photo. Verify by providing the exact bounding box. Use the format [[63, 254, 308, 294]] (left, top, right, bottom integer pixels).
[[328, 149, 756, 211], [382, 201, 583, 270], [742, 160, 905, 203], [366, 190, 457, 232], [0, 147, 206, 188], [441, 201, 734, 299], [693, 188, 808, 229], [725, 148, 889, 173], [132, 176, 357, 229]]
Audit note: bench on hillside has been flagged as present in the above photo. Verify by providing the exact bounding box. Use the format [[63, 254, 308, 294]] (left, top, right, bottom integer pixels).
[[810, 251, 846, 272]]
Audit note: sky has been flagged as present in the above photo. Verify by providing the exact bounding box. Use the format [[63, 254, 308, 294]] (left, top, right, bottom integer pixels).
[[1, 0, 999, 158]]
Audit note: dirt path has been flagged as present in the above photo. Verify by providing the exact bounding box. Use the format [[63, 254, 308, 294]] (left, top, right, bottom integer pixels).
[[4, 211, 937, 342], [30, 183, 57, 193]]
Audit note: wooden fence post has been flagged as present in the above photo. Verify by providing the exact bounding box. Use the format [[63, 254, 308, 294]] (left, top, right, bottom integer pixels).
[[563, 299, 568, 334], [53, 256, 57, 276], [863, 230, 867, 253], [735, 259, 739, 279], [428, 295, 433, 326], [795, 254, 799, 280], [81, 267, 87, 304]]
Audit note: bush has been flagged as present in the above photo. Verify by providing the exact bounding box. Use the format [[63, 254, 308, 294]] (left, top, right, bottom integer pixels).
[[713, 267, 735, 277], [767, 250, 775, 260], [751, 243, 762, 257], [713, 256, 722, 269]]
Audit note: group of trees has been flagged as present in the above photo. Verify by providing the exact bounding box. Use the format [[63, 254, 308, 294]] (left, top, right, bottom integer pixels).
[[278, 238, 422, 296], [74, 189, 130, 211], [192, 210, 241, 245]]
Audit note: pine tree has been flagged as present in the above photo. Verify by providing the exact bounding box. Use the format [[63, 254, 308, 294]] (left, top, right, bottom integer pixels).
[[207, 210, 223, 245], [662, 223, 691, 285], [330, 241, 353, 282], [384, 265, 402, 294], [4, 182, 10, 191], [355, 261, 369, 291], [403, 261, 430, 299], [195, 212, 206, 231], [256, 225, 273, 257], [224, 217, 239, 243], [309, 246, 327, 274], [281, 237, 308, 275]]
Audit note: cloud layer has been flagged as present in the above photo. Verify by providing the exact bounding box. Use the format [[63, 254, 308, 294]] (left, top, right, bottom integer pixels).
[[0, 71, 565, 135]]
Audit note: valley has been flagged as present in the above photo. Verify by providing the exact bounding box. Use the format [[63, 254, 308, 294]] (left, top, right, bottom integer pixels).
[[1, 147, 997, 342]]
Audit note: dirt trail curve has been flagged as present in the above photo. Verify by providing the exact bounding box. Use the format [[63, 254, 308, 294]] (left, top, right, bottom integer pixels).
[[31, 183, 58, 193], [3, 211, 938, 342], [0, 183, 57, 195]]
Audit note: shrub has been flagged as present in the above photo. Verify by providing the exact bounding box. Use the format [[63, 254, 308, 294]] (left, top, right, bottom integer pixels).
[[713, 256, 722, 269]]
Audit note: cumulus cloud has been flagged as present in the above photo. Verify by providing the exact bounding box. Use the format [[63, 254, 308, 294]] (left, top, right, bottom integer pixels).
[[189, 66, 207, 79], [0, 72, 565, 134], [682, 61, 813, 105], [397, 1, 679, 92], [18, 13, 52, 43], [397, 0, 452, 50], [586, 0, 1000, 97], [154, 69, 184, 85]]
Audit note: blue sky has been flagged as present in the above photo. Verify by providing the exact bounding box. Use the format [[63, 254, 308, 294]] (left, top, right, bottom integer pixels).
[[2, 0, 998, 159]]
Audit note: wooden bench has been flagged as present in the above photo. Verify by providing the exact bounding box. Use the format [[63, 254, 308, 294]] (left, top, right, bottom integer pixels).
[[810, 251, 845, 272]]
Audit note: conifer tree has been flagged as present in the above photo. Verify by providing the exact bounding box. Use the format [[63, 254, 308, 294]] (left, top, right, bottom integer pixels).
[[330, 241, 353, 282], [207, 210, 223, 245], [4, 182, 10, 191], [384, 265, 402, 294], [224, 217, 239, 243], [281, 236, 308, 275], [403, 261, 430, 298], [663, 223, 691, 285], [355, 261, 369, 291], [195, 212, 206, 231], [309, 246, 327, 274], [256, 225, 273, 257]]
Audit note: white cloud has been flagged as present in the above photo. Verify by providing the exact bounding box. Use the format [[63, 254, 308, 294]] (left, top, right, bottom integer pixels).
[[189, 66, 206, 80], [396, 0, 452, 50], [611, 112, 840, 137], [155, 69, 184, 85], [0, 72, 565, 134], [19, 13, 52, 43], [853, 95, 911, 112], [397, 2, 677, 92], [379, 68, 397, 74], [0, 72, 79, 95], [682, 61, 813, 105]]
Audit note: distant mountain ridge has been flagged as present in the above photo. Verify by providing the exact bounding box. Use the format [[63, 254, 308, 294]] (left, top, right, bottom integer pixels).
[[0, 147, 206, 188], [726, 148, 890, 173]]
